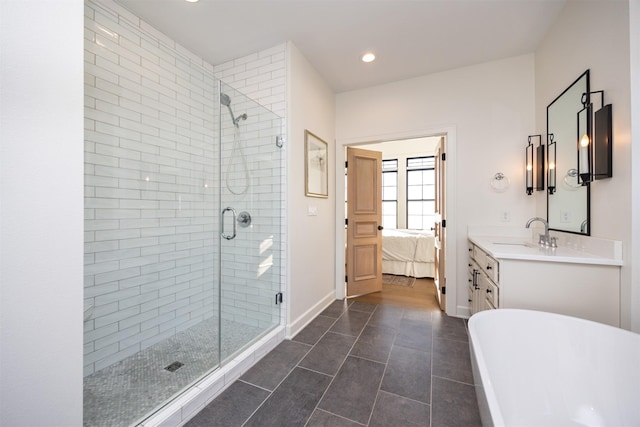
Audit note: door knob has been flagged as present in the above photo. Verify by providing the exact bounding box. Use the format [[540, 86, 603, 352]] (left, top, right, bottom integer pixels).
[[377, 225, 384, 231]]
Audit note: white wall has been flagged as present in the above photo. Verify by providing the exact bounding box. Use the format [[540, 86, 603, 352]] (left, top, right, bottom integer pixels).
[[0, 0, 84, 425], [286, 43, 337, 335], [629, 0, 640, 333], [535, 0, 635, 330], [336, 54, 536, 317]]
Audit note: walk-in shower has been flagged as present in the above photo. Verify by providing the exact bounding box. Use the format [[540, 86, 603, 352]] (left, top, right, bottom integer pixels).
[[83, 3, 283, 424]]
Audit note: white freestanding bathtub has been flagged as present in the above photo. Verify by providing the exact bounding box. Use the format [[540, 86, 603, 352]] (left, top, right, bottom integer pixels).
[[468, 309, 640, 427]]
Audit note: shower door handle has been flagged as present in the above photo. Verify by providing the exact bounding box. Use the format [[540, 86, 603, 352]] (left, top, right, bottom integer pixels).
[[221, 207, 237, 240]]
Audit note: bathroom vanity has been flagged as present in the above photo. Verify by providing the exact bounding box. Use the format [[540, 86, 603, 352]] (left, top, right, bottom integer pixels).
[[467, 232, 623, 327]]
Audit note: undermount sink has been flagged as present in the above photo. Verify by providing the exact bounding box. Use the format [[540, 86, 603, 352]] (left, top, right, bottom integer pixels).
[[492, 242, 538, 248]]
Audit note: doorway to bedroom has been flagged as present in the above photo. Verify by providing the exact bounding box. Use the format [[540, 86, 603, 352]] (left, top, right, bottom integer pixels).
[[344, 135, 446, 311]]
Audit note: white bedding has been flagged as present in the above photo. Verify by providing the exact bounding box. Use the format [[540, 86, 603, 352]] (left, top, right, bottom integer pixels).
[[382, 229, 434, 278]]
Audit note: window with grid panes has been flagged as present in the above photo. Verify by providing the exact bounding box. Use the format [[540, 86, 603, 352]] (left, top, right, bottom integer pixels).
[[382, 159, 398, 229], [406, 156, 435, 230]]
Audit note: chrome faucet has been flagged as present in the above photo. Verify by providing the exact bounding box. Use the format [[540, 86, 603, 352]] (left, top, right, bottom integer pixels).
[[526, 217, 551, 246]]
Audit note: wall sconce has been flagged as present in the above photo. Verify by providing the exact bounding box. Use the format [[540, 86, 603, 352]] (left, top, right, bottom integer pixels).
[[534, 135, 545, 191], [547, 133, 556, 194], [577, 95, 593, 185], [490, 172, 509, 193], [577, 90, 613, 184], [526, 138, 533, 195], [525, 135, 543, 195]]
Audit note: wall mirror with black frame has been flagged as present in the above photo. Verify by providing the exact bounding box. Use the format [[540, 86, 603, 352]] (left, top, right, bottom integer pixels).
[[547, 70, 590, 235]]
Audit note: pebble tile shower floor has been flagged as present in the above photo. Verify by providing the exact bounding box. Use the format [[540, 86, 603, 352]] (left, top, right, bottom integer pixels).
[[187, 300, 482, 427], [83, 319, 264, 427]]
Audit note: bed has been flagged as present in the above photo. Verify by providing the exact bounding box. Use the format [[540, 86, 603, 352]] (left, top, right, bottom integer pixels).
[[382, 229, 435, 278]]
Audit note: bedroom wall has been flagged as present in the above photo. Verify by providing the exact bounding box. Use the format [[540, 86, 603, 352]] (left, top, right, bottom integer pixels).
[[534, 0, 635, 330], [359, 137, 440, 229], [336, 54, 536, 317]]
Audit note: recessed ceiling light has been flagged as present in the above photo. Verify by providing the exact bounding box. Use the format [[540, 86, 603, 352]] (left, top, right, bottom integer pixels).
[[362, 52, 376, 63], [185, 0, 199, 2]]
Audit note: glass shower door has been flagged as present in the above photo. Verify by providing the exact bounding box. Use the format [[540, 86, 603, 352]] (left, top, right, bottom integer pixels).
[[217, 82, 283, 363]]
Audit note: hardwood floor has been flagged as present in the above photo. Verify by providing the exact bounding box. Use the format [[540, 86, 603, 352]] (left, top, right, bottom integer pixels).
[[352, 277, 441, 311]]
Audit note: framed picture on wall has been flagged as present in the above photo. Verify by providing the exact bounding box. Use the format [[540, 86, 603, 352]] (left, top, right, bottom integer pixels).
[[305, 130, 328, 198]]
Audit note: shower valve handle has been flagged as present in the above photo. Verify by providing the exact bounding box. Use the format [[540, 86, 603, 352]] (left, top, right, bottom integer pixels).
[[237, 211, 252, 228]]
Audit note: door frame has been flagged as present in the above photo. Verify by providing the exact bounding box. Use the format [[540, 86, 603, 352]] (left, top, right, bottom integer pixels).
[[335, 126, 457, 316]]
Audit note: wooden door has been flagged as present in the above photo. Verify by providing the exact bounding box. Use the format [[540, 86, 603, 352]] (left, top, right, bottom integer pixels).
[[346, 147, 383, 297], [434, 137, 446, 311]]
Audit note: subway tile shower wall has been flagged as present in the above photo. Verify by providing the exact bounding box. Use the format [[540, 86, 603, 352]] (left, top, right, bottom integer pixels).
[[213, 45, 287, 119], [84, 0, 287, 376]]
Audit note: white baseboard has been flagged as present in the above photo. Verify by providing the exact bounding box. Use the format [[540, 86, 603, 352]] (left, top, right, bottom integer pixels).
[[286, 290, 337, 339], [457, 305, 471, 319]]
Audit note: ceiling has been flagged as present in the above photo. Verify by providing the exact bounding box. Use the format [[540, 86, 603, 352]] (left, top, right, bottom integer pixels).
[[115, 0, 566, 93]]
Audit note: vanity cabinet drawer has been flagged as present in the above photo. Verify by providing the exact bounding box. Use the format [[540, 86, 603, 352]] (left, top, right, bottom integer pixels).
[[472, 244, 499, 283], [473, 247, 486, 268], [485, 280, 499, 307], [485, 256, 499, 283]]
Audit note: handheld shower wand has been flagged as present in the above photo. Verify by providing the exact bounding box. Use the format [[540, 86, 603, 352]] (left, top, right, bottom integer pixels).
[[220, 93, 247, 128], [220, 93, 250, 194]]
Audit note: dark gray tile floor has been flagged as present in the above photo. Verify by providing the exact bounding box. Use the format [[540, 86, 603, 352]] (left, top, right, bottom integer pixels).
[[186, 300, 481, 427]]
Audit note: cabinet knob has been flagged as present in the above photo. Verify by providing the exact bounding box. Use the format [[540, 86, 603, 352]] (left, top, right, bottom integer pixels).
[[468, 248, 472, 252], [486, 265, 492, 270], [468, 263, 472, 267], [486, 288, 492, 293]]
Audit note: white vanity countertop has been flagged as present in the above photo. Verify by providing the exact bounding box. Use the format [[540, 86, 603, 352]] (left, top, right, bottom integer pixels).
[[468, 235, 623, 266]]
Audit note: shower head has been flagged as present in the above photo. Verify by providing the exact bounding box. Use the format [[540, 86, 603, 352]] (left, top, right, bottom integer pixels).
[[221, 93, 248, 127]]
